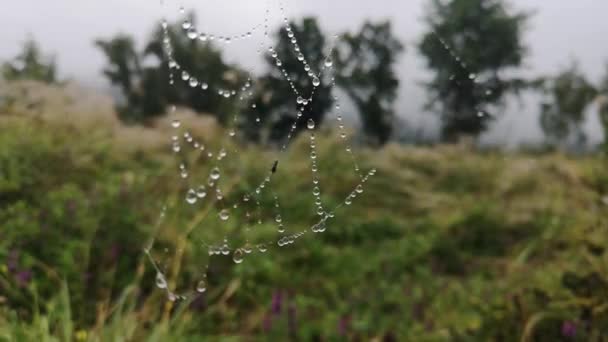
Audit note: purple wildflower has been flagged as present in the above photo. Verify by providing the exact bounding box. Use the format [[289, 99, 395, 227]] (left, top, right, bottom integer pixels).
[[338, 315, 351, 336], [271, 290, 283, 315], [16, 269, 32, 287], [109, 244, 120, 262], [7, 250, 19, 273], [561, 320, 576, 338]]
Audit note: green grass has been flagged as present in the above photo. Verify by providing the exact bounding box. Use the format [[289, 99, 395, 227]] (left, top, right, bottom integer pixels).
[[1, 101, 608, 340]]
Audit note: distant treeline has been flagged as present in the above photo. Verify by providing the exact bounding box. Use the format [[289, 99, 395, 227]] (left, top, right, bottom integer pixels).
[[2, 0, 608, 150]]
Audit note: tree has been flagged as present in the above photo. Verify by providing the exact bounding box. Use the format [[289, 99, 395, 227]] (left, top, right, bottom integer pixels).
[[598, 64, 608, 150], [2, 38, 58, 84], [539, 62, 598, 148], [95, 35, 146, 122], [247, 18, 404, 146], [96, 13, 246, 124], [242, 17, 333, 144], [419, 0, 531, 141], [335, 21, 404, 146]]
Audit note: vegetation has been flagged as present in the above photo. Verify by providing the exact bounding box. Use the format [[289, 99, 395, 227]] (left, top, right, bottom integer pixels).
[[1, 83, 608, 340], [539, 62, 598, 149], [1, 38, 58, 84], [96, 13, 246, 124], [419, 0, 532, 140]]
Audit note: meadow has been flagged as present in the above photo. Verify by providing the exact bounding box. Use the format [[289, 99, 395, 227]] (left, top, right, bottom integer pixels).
[[1, 81, 608, 341]]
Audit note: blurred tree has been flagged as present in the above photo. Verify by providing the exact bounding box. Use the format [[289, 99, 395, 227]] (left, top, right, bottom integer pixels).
[[599, 64, 608, 149], [144, 13, 247, 124], [335, 21, 404, 146], [419, 0, 532, 141], [94, 35, 146, 122], [242, 17, 332, 144], [96, 13, 246, 124], [540, 62, 598, 148], [246, 18, 404, 147], [2, 38, 58, 84]]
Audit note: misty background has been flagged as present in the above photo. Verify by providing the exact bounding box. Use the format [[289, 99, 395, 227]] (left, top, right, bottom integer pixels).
[[2, 0, 607, 146]]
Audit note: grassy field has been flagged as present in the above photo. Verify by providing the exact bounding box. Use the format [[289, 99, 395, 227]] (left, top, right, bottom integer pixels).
[[1, 82, 608, 341]]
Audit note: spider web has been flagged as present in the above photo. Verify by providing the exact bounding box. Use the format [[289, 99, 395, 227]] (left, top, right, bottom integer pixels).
[[145, 0, 376, 302]]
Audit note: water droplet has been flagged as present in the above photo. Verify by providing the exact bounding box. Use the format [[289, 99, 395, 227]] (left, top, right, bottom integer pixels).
[[187, 28, 198, 40], [275, 214, 282, 223], [307, 119, 315, 130], [168, 292, 177, 302], [257, 244, 267, 253], [233, 249, 244, 264], [201, 83, 208, 90], [181, 71, 190, 81], [196, 186, 207, 198], [355, 185, 363, 194], [171, 119, 181, 128], [221, 241, 230, 255], [186, 189, 197, 204], [312, 77, 321, 87], [196, 280, 207, 293], [182, 21, 192, 30], [210, 167, 221, 180], [156, 272, 167, 289], [189, 77, 199, 87], [324, 59, 333, 68], [243, 243, 253, 254], [469, 73, 477, 80], [218, 149, 227, 159], [219, 209, 230, 221], [311, 221, 326, 233]]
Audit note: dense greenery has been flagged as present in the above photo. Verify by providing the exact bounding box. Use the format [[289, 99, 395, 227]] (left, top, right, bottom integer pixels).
[[95, 13, 246, 124], [1, 86, 608, 340], [419, 0, 532, 140]]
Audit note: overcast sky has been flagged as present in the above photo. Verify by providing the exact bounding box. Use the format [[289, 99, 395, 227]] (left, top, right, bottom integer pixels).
[[2, 0, 607, 145]]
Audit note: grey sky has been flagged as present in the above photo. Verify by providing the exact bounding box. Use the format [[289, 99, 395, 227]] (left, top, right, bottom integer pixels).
[[2, 0, 607, 145]]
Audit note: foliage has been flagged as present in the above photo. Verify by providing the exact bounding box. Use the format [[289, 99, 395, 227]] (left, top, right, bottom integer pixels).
[[598, 64, 608, 151], [96, 13, 246, 124], [242, 17, 333, 144], [1, 91, 608, 340], [244, 18, 404, 147], [419, 0, 532, 140], [335, 21, 404, 146], [540, 62, 598, 149], [1, 38, 58, 84]]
